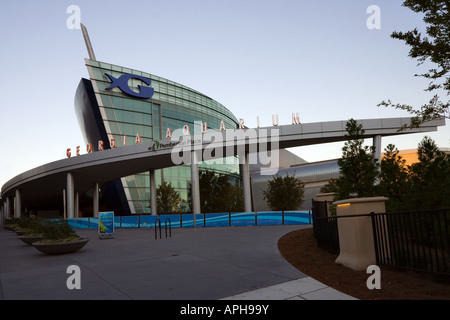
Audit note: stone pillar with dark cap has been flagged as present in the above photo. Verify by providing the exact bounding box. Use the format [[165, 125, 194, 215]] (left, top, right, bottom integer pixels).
[[333, 197, 389, 271]]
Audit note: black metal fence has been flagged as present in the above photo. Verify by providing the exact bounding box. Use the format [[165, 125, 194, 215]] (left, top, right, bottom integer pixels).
[[311, 200, 339, 254], [372, 209, 450, 275], [312, 203, 450, 276], [313, 215, 340, 255]]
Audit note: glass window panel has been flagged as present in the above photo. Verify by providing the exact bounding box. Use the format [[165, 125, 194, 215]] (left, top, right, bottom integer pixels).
[[153, 104, 160, 115], [114, 109, 123, 121], [142, 102, 152, 114], [123, 111, 133, 123], [104, 108, 116, 120], [93, 68, 104, 80], [111, 97, 121, 108], [124, 124, 134, 136], [107, 121, 120, 136], [151, 81, 159, 91], [153, 126, 160, 139], [131, 99, 142, 113], [143, 114, 151, 124], [134, 125, 144, 136], [131, 69, 142, 76], [100, 62, 111, 70], [133, 112, 144, 124], [123, 99, 133, 111], [143, 126, 152, 138]]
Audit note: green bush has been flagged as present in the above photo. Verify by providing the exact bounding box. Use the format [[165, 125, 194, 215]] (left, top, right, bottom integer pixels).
[[4, 217, 22, 229], [18, 217, 42, 231], [35, 219, 78, 241], [5, 217, 42, 234]]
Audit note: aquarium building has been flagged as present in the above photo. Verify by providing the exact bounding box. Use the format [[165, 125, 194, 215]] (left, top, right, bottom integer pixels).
[[0, 25, 446, 219]]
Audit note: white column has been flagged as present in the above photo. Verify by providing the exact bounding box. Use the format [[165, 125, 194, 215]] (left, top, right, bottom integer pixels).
[[6, 197, 10, 219], [93, 182, 99, 218], [149, 169, 157, 216], [63, 189, 66, 219], [66, 172, 75, 219], [15, 189, 21, 218], [241, 152, 252, 212], [75, 192, 79, 219], [373, 135, 382, 163], [0, 203, 4, 229], [190, 149, 201, 228], [373, 135, 382, 185]]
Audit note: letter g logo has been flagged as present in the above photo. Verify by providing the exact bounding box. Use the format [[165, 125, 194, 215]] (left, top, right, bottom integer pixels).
[[105, 73, 154, 99]]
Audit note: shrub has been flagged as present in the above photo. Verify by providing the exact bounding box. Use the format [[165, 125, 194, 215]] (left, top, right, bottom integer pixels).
[[36, 219, 78, 242]]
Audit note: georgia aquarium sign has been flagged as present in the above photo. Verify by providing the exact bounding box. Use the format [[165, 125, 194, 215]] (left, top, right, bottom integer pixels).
[[105, 73, 154, 99]]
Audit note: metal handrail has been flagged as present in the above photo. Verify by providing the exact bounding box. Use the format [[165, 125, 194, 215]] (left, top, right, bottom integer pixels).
[[165, 218, 171, 238], [154, 218, 161, 240]]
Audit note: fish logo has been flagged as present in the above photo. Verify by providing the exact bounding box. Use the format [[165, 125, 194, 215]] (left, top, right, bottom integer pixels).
[[105, 73, 154, 99]]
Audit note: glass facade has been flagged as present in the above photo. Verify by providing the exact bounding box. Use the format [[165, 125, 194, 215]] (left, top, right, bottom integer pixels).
[[84, 59, 240, 214]]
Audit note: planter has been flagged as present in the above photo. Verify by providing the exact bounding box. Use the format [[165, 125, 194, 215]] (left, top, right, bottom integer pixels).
[[15, 230, 28, 236], [18, 235, 45, 245], [32, 238, 89, 255]]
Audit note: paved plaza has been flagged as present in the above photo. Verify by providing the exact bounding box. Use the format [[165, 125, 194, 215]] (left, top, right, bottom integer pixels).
[[0, 225, 356, 300]]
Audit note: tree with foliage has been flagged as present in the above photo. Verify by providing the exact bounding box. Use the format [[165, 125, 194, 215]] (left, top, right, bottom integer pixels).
[[335, 119, 380, 200], [263, 174, 305, 211], [378, 0, 449, 130], [222, 183, 245, 213], [154, 180, 184, 214], [319, 179, 338, 195], [406, 136, 450, 210], [378, 144, 410, 212], [190, 170, 244, 213], [321, 133, 449, 212]]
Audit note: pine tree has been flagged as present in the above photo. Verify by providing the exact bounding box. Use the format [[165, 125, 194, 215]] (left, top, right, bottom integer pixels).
[[335, 119, 379, 200], [407, 136, 450, 210], [379, 144, 409, 212]]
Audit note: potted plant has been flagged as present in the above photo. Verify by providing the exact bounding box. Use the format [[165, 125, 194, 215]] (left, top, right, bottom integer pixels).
[[3, 218, 21, 231], [9, 217, 41, 236], [17, 217, 45, 245], [31, 219, 89, 255]]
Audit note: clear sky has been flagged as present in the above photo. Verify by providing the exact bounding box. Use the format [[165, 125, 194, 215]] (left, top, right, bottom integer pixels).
[[0, 0, 449, 189]]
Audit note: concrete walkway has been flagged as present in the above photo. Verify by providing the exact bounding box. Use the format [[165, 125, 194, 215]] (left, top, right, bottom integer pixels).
[[0, 225, 356, 300]]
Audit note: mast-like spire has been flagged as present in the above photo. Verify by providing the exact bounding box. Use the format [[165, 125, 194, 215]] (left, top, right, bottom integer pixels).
[[80, 23, 96, 60]]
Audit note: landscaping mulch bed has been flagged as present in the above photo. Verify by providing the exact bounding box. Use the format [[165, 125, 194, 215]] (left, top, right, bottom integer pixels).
[[277, 228, 450, 300]]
